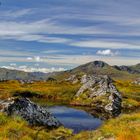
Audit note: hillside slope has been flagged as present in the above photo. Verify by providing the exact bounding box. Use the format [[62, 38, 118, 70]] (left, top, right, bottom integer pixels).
[[54, 61, 140, 80]]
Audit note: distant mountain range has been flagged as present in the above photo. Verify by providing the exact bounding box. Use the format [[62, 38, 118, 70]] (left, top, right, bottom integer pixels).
[[0, 68, 49, 81], [0, 61, 140, 81]]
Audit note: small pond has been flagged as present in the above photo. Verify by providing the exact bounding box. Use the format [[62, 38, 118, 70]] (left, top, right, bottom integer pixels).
[[48, 106, 103, 133]]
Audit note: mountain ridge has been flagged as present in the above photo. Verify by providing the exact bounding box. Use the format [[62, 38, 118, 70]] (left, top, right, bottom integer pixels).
[[0, 60, 140, 80]]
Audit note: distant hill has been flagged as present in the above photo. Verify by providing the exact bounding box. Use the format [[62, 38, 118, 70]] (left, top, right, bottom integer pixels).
[[71, 61, 140, 74], [54, 61, 140, 80], [113, 63, 140, 74], [0, 61, 140, 81]]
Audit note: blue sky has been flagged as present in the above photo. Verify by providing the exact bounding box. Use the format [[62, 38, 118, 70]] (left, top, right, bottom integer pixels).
[[0, 0, 140, 72]]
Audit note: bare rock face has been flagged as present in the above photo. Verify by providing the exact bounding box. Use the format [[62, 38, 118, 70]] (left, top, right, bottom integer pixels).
[[0, 98, 61, 128], [74, 75, 122, 116]]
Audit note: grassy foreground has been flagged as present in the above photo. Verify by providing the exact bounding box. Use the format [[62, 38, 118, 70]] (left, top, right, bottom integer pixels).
[[0, 113, 72, 140], [70, 112, 140, 140], [0, 111, 139, 140], [0, 80, 140, 140]]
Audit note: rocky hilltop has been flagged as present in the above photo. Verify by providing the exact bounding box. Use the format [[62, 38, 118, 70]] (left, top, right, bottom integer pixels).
[[67, 74, 122, 117], [0, 98, 61, 128], [71, 60, 140, 75]]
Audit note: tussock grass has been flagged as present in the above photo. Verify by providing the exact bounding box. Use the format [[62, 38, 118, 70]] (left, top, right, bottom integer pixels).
[[70, 112, 140, 140], [0, 81, 80, 104], [0, 111, 139, 140], [0, 80, 140, 139], [0, 113, 73, 140], [114, 80, 140, 109]]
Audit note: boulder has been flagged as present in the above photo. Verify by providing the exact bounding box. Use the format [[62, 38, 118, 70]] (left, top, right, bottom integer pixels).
[[0, 98, 61, 128], [74, 75, 122, 117], [65, 74, 79, 84]]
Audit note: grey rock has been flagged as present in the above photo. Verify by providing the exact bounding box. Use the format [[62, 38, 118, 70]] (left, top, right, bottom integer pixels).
[[65, 75, 79, 84], [75, 75, 122, 116], [132, 78, 140, 85], [91, 61, 109, 68], [1, 98, 61, 128], [18, 80, 34, 84]]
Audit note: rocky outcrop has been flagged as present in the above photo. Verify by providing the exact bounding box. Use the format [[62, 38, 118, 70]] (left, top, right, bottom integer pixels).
[[90, 61, 109, 68], [132, 78, 140, 85], [0, 98, 61, 128], [65, 75, 79, 84], [73, 75, 122, 116]]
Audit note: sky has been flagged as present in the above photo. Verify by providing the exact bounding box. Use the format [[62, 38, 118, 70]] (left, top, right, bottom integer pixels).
[[0, 0, 140, 73]]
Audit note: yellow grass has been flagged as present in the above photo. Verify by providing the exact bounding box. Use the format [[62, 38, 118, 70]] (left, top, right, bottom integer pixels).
[[70, 112, 140, 140], [0, 113, 73, 140]]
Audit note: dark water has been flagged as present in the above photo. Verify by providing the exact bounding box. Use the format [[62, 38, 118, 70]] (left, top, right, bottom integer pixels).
[[48, 106, 102, 133]]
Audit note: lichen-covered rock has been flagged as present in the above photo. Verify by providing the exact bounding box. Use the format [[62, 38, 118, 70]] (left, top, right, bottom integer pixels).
[[0, 98, 61, 128], [73, 75, 122, 117]]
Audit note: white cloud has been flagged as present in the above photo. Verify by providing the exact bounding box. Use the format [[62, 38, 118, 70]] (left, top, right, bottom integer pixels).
[[96, 49, 119, 56], [34, 54, 140, 66], [0, 9, 33, 19], [34, 56, 41, 62], [0, 54, 140, 68], [0, 8, 140, 49], [11, 9, 32, 18], [0, 50, 32, 57], [0, 19, 72, 44], [27, 56, 44, 62], [0, 15, 140, 48], [0, 5, 140, 47], [70, 40, 140, 49], [27, 57, 33, 60], [10, 63, 17, 66], [12, 34, 71, 44], [1, 65, 66, 73], [35, 63, 39, 66]]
